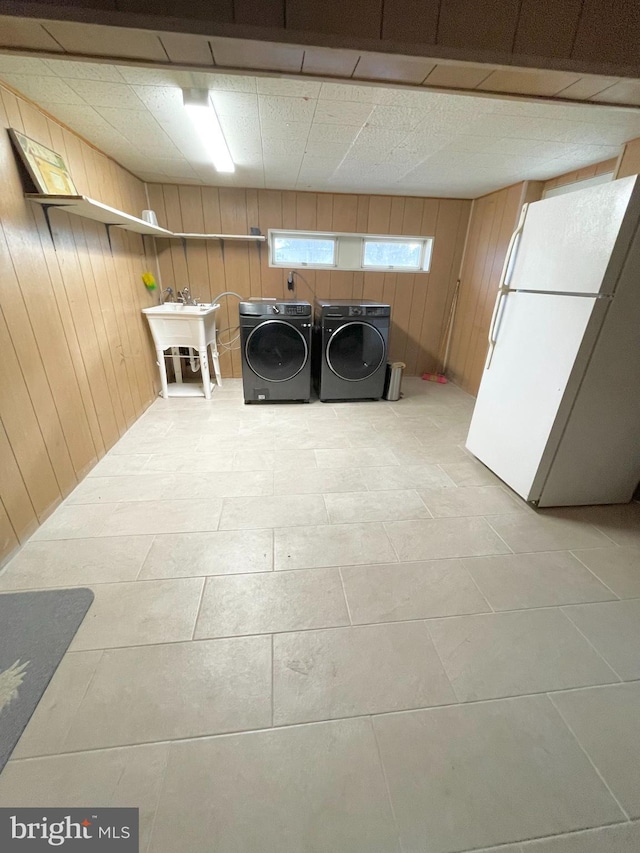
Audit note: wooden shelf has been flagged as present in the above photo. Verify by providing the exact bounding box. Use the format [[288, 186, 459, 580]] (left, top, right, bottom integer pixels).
[[173, 232, 266, 242], [26, 195, 265, 241], [27, 194, 173, 236]]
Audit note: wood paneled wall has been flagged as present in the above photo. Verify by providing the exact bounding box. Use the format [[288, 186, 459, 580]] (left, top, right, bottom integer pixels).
[[0, 83, 160, 567], [447, 182, 532, 396], [617, 137, 640, 179], [147, 184, 470, 380], [543, 157, 618, 194]]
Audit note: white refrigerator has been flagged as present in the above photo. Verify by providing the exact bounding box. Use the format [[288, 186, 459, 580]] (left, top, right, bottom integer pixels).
[[466, 174, 640, 507]]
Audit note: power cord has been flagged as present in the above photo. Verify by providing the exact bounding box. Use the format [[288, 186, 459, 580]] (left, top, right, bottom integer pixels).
[[212, 290, 245, 352], [287, 270, 317, 302]]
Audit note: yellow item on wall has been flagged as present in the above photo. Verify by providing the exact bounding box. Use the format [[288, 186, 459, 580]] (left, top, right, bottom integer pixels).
[[142, 272, 157, 291]]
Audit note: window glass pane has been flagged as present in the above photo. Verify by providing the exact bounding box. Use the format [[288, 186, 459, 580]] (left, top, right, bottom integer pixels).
[[363, 240, 421, 269], [273, 236, 335, 266]]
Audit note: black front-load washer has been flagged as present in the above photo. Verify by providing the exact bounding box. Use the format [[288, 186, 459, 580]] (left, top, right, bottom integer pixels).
[[239, 299, 312, 402], [314, 299, 390, 402]]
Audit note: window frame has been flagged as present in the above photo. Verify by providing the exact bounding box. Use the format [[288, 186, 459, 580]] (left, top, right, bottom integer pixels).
[[268, 229, 434, 273], [269, 232, 337, 269]]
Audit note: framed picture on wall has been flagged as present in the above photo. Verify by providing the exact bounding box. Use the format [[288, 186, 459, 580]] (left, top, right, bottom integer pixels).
[[8, 128, 78, 195]]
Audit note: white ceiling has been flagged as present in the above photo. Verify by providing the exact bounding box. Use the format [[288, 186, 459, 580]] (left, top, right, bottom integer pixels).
[[2, 54, 640, 198]]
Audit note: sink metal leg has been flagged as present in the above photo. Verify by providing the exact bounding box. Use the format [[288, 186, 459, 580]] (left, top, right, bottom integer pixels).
[[212, 345, 222, 388], [171, 347, 183, 384], [157, 348, 169, 399], [199, 346, 212, 400]]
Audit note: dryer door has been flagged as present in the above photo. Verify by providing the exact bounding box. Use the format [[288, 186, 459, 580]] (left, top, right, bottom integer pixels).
[[245, 320, 308, 382], [327, 322, 386, 381]]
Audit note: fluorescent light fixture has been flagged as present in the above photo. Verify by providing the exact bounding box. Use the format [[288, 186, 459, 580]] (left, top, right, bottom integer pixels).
[[183, 88, 234, 173]]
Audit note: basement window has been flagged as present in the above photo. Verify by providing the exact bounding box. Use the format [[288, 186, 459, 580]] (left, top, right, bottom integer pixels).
[[271, 234, 336, 268], [269, 230, 433, 272]]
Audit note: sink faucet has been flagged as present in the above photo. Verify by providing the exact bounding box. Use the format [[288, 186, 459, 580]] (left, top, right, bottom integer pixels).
[[177, 287, 199, 306]]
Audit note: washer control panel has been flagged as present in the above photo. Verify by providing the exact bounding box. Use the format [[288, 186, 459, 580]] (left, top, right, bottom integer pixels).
[[240, 300, 311, 318], [285, 304, 311, 316]]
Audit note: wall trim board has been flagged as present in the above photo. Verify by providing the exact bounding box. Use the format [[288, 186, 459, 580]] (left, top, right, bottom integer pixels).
[[615, 136, 640, 179], [1, 2, 640, 80]]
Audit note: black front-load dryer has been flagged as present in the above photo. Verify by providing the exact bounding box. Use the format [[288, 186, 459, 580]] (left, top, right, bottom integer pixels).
[[240, 299, 312, 402], [314, 299, 390, 402]]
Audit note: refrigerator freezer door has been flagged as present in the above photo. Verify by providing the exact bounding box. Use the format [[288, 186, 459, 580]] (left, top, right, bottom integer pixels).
[[466, 291, 608, 502], [508, 176, 638, 296]]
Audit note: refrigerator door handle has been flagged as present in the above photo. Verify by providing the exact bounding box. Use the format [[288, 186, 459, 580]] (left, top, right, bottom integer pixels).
[[486, 204, 529, 368]]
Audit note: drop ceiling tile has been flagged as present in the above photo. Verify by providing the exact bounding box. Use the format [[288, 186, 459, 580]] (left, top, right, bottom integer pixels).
[[385, 147, 428, 168], [465, 114, 540, 138], [0, 74, 85, 105], [95, 107, 182, 156], [191, 72, 257, 93], [210, 38, 304, 73], [145, 158, 200, 179], [302, 48, 360, 78], [351, 126, 408, 151], [304, 140, 352, 159], [313, 100, 374, 126], [396, 127, 458, 154], [211, 91, 259, 118], [423, 63, 494, 90], [131, 85, 183, 118], [353, 53, 435, 85], [47, 102, 113, 131], [44, 22, 167, 61], [556, 121, 634, 146], [45, 60, 125, 83], [158, 33, 214, 66], [258, 119, 311, 140], [262, 136, 307, 158], [298, 155, 340, 175], [319, 82, 382, 104], [0, 56, 56, 76], [444, 135, 494, 153], [263, 152, 303, 170], [116, 66, 193, 87], [67, 80, 146, 110], [0, 17, 64, 52], [259, 95, 316, 124], [367, 105, 428, 131], [478, 68, 582, 97], [256, 78, 321, 98], [306, 123, 360, 145], [219, 114, 262, 138]]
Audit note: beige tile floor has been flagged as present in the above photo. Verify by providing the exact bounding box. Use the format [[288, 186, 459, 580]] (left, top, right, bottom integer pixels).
[[1, 377, 640, 852]]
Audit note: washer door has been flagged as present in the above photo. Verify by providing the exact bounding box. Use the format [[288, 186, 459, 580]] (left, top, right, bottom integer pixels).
[[327, 322, 386, 382], [246, 320, 308, 382]]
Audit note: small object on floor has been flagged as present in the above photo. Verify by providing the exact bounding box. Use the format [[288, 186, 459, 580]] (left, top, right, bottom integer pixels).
[[142, 271, 157, 291], [0, 588, 94, 772], [423, 372, 448, 384]]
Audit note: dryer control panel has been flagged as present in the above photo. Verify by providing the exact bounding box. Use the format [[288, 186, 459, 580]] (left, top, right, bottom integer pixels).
[[348, 305, 389, 318]]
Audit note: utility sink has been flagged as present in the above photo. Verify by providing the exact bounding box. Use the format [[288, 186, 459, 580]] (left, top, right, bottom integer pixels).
[[143, 302, 219, 316], [142, 302, 221, 399]]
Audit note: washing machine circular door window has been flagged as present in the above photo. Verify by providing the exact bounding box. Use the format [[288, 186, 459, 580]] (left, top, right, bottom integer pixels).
[[326, 321, 386, 382], [245, 320, 309, 383]]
